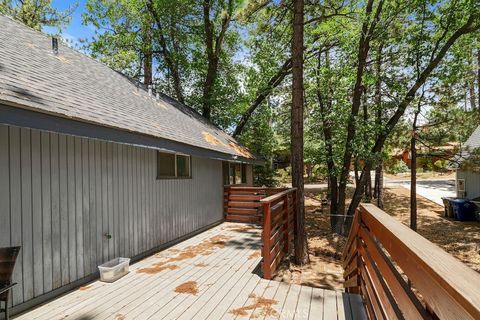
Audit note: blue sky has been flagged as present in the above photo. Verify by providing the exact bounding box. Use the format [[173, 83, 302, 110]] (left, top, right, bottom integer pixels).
[[43, 0, 94, 46]]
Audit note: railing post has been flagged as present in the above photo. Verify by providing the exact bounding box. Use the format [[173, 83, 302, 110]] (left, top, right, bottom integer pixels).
[[262, 202, 272, 279], [283, 194, 289, 253]]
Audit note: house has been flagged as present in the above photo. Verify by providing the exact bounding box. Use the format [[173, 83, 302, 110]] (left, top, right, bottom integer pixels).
[[455, 125, 480, 198], [391, 142, 458, 170], [0, 14, 258, 314]]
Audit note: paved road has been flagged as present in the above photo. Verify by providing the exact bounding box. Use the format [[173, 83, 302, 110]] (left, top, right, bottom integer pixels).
[[384, 178, 456, 205], [300, 174, 456, 206]]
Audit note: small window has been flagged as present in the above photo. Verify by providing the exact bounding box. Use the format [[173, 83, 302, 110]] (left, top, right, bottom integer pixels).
[[229, 164, 235, 185], [241, 164, 247, 183], [176, 155, 190, 177], [235, 164, 242, 184], [157, 151, 191, 179]]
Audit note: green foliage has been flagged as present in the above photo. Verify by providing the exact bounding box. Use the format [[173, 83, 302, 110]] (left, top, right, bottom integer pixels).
[[417, 157, 434, 171], [0, 0, 76, 31], [434, 159, 450, 171], [275, 167, 291, 184], [385, 159, 409, 175]]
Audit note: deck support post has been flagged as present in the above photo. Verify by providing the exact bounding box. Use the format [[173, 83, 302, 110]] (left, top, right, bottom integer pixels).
[[283, 195, 289, 253], [262, 201, 272, 279]]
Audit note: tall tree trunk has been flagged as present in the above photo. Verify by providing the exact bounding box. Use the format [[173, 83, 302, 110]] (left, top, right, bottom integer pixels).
[[469, 79, 476, 110], [478, 48, 480, 109], [374, 42, 384, 208], [292, 0, 309, 265], [410, 108, 420, 231], [362, 90, 372, 202], [143, 21, 153, 86]]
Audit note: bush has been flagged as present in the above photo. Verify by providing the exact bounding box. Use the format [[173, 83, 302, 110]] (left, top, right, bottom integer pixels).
[[275, 166, 291, 184], [417, 157, 434, 171], [385, 159, 409, 174], [434, 159, 449, 171]]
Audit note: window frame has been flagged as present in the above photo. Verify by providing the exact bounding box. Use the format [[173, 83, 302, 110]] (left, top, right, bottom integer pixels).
[[157, 151, 192, 180], [223, 162, 247, 185]]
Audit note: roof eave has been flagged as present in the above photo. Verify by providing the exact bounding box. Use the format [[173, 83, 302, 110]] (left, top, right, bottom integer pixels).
[[0, 103, 258, 163]]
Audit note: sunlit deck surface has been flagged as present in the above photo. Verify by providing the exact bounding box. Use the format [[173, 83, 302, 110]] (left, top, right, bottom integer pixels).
[[15, 222, 365, 320]]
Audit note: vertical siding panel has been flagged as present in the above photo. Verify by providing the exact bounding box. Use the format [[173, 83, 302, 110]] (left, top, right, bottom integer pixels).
[[147, 150, 151, 249], [139, 148, 145, 252], [128, 146, 135, 256], [40, 132, 52, 293], [58, 135, 69, 285], [112, 143, 119, 257], [134, 147, 139, 255], [31, 130, 43, 297], [107, 143, 114, 259], [123, 145, 129, 257], [101, 141, 108, 262], [117, 144, 125, 257], [66, 136, 77, 281], [81, 138, 91, 276], [20, 128, 33, 301], [88, 140, 96, 272], [95, 140, 103, 266], [50, 134, 61, 289], [74, 137, 84, 278], [9, 127, 22, 305], [146, 149, 151, 249], [0, 126, 10, 247]]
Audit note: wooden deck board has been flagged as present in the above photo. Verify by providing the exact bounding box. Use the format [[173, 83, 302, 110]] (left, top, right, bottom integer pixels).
[[14, 222, 364, 320]]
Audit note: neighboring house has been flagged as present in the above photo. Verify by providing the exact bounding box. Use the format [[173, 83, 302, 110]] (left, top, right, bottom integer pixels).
[[0, 15, 258, 313], [391, 143, 458, 170], [455, 126, 480, 198]]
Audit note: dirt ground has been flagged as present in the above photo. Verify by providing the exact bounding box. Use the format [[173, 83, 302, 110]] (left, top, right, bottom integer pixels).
[[274, 185, 480, 290], [384, 171, 455, 180]]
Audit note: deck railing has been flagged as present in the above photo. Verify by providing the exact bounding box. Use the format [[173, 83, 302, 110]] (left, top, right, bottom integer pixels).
[[223, 186, 288, 223], [343, 203, 480, 320], [223, 186, 297, 279], [260, 188, 297, 279]]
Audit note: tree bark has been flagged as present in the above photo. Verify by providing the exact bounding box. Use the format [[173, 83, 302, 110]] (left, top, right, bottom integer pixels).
[[292, 0, 309, 265], [478, 48, 480, 109], [374, 42, 384, 208], [142, 20, 153, 86], [410, 109, 420, 231], [469, 78, 476, 110]]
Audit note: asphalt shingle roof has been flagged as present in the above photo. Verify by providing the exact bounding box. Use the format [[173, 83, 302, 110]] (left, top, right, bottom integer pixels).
[[0, 14, 254, 160], [450, 125, 480, 168]]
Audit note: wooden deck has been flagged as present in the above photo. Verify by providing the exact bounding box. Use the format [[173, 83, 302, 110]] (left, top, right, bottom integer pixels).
[[14, 223, 366, 320]]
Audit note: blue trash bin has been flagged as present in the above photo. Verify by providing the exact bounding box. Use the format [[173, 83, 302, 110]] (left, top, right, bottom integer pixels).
[[449, 199, 476, 221]]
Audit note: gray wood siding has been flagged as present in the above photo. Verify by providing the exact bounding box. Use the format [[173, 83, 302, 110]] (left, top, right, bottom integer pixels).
[[0, 124, 223, 307], [457, 170, 480, 199]]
